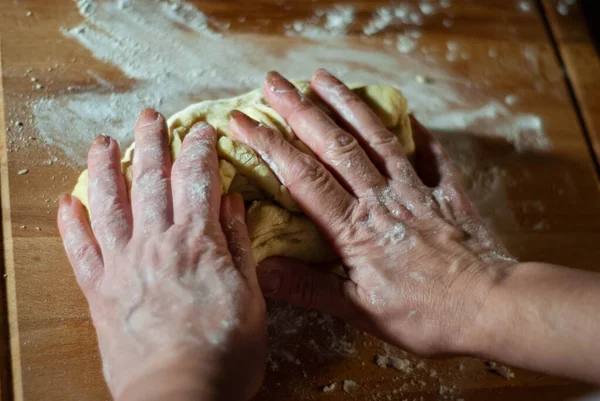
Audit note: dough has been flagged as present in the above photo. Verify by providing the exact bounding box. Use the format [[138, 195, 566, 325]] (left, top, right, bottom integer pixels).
[[72, 81, 414, 263]]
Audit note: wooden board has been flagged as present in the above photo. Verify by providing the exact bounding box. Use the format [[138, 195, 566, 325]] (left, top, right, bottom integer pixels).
[[1, 1, 600, 400], [540, 0, 600, 172]]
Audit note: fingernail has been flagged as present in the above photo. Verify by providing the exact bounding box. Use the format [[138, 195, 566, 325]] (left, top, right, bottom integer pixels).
[[230, 109, 244, 120], [92, 135, 110, 148], [265, 70, 280, 85], [230, 110, 259, 127], [313, 68, 336, 85], [192, 121, 211, 130], [265, 71, 295, 92], [137, 108, 160, 126], [314, 68, 330, 78], [257, 269, 281, 295], [58, 193, 72, 207]]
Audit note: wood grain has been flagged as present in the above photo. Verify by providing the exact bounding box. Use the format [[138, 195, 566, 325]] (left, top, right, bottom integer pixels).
[[1, 1, 600, 400], [540, 0, 600, 173]]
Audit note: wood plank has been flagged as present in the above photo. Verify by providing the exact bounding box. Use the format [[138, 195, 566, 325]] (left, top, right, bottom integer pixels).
[[540, 0, 600, 173], [1, 1, 600, 400], [0, 31, 14, 401]]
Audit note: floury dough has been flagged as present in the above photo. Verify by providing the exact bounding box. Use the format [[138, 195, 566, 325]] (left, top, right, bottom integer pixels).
[[72, 81, 414, 263]]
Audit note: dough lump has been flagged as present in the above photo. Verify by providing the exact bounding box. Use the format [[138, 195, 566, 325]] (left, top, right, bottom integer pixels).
[[72, 81, 414, 263]]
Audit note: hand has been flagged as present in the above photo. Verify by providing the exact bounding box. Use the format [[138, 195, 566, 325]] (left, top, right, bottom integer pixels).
[[229, 70, 516, 357], [58, 110, 266, 401]]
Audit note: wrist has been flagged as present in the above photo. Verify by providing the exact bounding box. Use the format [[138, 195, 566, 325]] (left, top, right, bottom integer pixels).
[[449, 259, 518, 358], [115, 347, 221, 401]]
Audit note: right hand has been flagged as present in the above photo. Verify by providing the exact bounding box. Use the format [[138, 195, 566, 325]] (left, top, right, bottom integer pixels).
[[229, 69, 517, 356]]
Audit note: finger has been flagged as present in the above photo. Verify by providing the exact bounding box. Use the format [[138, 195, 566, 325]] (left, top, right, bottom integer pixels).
[[171, 122, 220, 225], [219, 193, 257, 285], [57, 194, 103, 293], [411, 116, 475, 215], [258, 257, 359, 322], [229, 110, 355, 236], [311, 69, 418, 182], [130, 109, 173, 236], [88, 135, 133, 251], [263, 71, 385, 196]]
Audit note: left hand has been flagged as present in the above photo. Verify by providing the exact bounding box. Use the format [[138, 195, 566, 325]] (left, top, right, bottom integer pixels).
[[58, 109, 266, 401]]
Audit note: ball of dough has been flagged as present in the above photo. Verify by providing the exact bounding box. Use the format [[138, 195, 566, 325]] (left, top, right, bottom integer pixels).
[[72, 81, 413, 264]]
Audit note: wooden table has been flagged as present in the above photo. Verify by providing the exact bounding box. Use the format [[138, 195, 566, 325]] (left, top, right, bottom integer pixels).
[[1, 0, 600, 400]]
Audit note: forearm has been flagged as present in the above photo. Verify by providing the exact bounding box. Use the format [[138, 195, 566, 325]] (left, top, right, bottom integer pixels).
[[468, 262, 600, 383]]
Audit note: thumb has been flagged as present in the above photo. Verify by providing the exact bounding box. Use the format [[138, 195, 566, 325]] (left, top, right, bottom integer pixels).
[[257, 257, 359, 321], [220, 193, 257, 284]]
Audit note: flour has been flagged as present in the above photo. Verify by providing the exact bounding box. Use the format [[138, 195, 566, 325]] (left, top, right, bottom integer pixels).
[[443, 18, 454, 28], [425, 102, 549, 151], [363, 7, 395, 36], [32, 0, 548, 169], [505, 94, 519, 105], [343, 379, 358, 392], [397, 34, 417, 53], [556, 0, 576, 16], [287, 5, 355, 39], [265, 302, 357, 369], [518, 1, 533, 13], [419, 3, 437, 16], [375, 354, 413, 373], [362, 2, 435, 37]]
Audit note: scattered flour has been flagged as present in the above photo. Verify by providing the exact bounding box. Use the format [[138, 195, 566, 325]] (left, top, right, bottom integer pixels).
[[362, 2, 435, 37], [32, 0, 549, 169], [505, 94, 519, 105], [287, 5, 355, 39], [397, 34, 417, 53], [362, 7, 395, 36], [343, 379, 358, 393], [518, 1, 533, 13], [486, 361, 516, 380], [265, 302, 356, 370], [419, 2, 437, 16], [556, 0, 576, 16], [375, 354, 413, 374]]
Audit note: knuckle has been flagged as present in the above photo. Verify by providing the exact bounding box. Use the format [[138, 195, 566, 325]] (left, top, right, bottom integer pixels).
[[134, 165, 169, 187], [134, 142, 168, 165], [332, 86, 359, 103], [256, 126, 283, 152], [73, 242, 98, 265], [288, 100, 315, 122], [325, 129, 361, 158], [287, 154, 329, 190], [91, 193, 123, 217], [172, 156, 206, 181], [370, 129, 398, 147]]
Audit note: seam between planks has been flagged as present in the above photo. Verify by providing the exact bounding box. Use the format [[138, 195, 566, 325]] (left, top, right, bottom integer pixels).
[[535, 0, 600, 181], [0, 32, 20, 401]]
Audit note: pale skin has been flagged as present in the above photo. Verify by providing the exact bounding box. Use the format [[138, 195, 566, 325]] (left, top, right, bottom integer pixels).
[[58, 69, 600, 401]]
